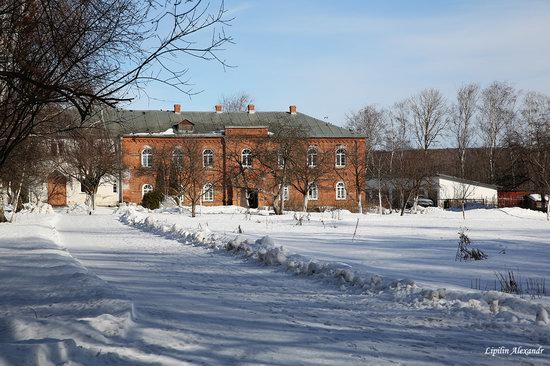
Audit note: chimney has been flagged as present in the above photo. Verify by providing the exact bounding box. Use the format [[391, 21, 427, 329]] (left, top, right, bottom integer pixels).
[[174, 104, 181, 114], [215, 104, 223, 113], [247, 104, 255, 114], [289, 105, 297, 115]]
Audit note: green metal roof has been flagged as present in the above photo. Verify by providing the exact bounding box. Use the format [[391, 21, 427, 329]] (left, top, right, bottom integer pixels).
[[97, 109, 363, 138]]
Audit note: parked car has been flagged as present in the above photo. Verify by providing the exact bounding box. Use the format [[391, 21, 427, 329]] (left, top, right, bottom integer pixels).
[[407, 196, 434, 208]]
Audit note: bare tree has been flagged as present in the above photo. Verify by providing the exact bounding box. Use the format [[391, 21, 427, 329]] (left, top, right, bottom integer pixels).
[[478, 81, 517, 183], [384, 100, 411, 213], [171, 139, 218, 217], [0, 0, 232, 171], [225, 139, 263, 209], [344, 140, 367, 214], [289, 143, 332, 212], [450, 83, 479, 178], [219, 92, 254, 112], [517, 91, 550, 220], [407, 89, 447, 212], [345, 105, 385, 213], [256, 122, 305, 214], [409, 89, 448, 151], [53, 127, 119, 211], [0, 138, 50, 221], [452, 182, 476, 220]]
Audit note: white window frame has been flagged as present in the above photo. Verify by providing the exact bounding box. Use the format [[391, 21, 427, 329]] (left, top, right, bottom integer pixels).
[[308, 183, 318, 200], [336, 181, 346, 200], [241, 149, 252, 168], [203, 149, 214, 168], [336, 147, 346, 167], [141, 147, 153, 168], [203, 183, 214, 202], [142, 184, 153, 197], [282, 184, 289, 201], [307, 147, 318, 168]]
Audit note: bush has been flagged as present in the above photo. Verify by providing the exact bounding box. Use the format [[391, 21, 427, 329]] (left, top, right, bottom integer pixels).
[[455, 227, 488, 261], [141, 190, 164, 210]]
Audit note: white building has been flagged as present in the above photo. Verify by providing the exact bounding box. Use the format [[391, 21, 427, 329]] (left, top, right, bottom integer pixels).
[[433, 174, 498, 208], [366, 174, 498, 209], [43, 171, 119, 207]]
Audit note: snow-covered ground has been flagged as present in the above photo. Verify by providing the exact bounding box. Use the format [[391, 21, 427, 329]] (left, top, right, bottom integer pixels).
[[143, 205, 550, 294], [0, 206, 549, 365]]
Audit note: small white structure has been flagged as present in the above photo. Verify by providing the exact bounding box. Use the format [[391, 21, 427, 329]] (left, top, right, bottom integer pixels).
[[433, 174, 498, 208], [366, 174, 498, 209]]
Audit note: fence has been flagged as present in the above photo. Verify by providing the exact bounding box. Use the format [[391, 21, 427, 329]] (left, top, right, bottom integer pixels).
[[437, 199, 494, 209]]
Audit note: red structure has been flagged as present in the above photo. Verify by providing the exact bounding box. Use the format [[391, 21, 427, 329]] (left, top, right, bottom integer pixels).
[[115, 104, 366, 211]]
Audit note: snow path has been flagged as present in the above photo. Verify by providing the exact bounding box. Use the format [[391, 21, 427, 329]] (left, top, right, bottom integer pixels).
[[55, 210, 549, 365]]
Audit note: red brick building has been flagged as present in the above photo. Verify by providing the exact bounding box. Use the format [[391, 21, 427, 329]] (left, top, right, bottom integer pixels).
[[110, 104, 366, 211]]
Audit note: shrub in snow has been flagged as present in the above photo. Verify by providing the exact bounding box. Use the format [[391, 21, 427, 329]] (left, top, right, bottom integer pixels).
[[455, 227, 488, 261], [141, 190, 164, 210], [495, 270, 522, 295], [526, 278, 547, 299]]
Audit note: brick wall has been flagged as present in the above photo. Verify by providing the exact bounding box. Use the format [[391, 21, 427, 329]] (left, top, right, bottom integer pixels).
[[121, 134, 365, 212]]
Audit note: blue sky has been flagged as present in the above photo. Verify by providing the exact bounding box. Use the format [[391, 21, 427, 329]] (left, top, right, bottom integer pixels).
[[128, 0, 550, 127]]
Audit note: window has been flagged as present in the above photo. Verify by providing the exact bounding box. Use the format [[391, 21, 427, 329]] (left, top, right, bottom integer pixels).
[[141, 148, 153, 167], [242, 149, 252, 168], [336, 182, 346, 200], [308, 183, 318, 200], [173, 148, 183, 167], [282, 184, 289, 201], [203, 183, 214, 202], [142, 184, 153, 196], [113, 183, 118, 193], [80, 182, 86, 193], [277, 153, 285, 169], [336, 147, 346, 167], [203, 149, 214, 167], [307, 147, 318, 167]]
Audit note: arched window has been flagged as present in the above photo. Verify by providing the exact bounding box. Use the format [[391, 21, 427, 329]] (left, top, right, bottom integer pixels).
[[141, 147, 153, 167], [172, 148, 183, 167], [203, 183, 214, 202], [336, 182, 346, 200], [142, 184, 153, 197], [277, 153, 285, 169], [308, 183, 318, 200], [242, 149, 252, 168], [336, 147, 346, 167], [307, 147, 318, 167], [203, 149, 214, 167]]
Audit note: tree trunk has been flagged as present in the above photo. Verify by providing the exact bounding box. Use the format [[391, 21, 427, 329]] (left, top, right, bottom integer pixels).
[[91, 192, 96, 211], [8, 174, 25, 223], [279, 185, 285, 214], [400, 200, 407, 216], [302, 194, 309, 212], [272, 195, 281, 215], [357, 189, 363, 214], [462, 200, 466, 220], [377, 181, 383, 215], [191, 202, 196, 217], [544, 193, 550, 222]]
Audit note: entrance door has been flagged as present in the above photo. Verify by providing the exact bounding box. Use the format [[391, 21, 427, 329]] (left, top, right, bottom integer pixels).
[[47, 171, 67, 206], [247, 189, 259, 209]]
